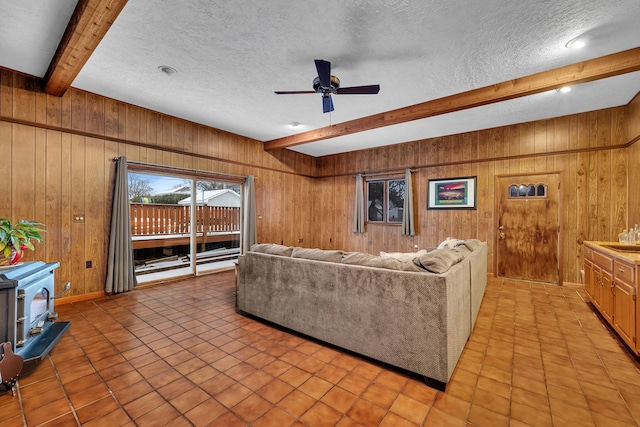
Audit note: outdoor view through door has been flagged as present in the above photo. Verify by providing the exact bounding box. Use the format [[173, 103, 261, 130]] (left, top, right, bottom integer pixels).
[[128, 172, 241, 284]]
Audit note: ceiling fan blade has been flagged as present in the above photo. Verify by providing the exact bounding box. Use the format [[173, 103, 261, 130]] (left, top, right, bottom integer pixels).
[[335, 84, 380, 95], [315, 59, 331, 88], [274, 91, 317, 94], [322, 94, 334, 113]]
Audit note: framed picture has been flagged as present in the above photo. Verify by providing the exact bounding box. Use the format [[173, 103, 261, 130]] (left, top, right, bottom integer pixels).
[[427, 176, 477, 209]]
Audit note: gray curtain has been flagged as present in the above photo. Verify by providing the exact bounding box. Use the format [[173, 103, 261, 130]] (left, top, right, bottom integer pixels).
[[353, 173, 365, 233], [105, 156, 137, 293], [402, 168, 415, 236], [242, 175, 257, 252]]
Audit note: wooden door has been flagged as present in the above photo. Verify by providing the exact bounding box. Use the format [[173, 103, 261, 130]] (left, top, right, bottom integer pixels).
[[496, 174, 560, 284]]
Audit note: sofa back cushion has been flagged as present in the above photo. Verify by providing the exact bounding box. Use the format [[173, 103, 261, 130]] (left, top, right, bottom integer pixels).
[[250, 243, 294, 257], [342, 252, 379, 265], [462, 239, 482, 251], [291, 247, 344, 263], [379, 249, 428, 262], [368, 257, 426, 272]]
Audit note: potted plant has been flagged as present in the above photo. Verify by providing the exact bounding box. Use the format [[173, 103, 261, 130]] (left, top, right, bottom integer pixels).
[[0, 219, 45, 266]]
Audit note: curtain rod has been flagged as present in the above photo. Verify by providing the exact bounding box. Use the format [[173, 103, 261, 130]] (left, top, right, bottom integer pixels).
[[114, 158, 250, 180], [360, 168, 417, 178]]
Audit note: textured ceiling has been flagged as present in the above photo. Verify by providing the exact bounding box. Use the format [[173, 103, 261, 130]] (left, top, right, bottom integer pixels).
[[1, 1, 640, 157]]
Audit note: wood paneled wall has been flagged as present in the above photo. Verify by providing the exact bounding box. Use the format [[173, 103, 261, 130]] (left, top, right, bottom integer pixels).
[[0, 70, 315, 298], [1, 68, 638, 295], [315, 104, 639, 284], [628, 94, 640, 226]]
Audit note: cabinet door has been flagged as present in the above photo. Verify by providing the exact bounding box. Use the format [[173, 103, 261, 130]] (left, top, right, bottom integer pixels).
[[613, 278, 636, 349], [584, 259, 595, 301], [601, 269, 614, 323], [592, 265, 602, 309]]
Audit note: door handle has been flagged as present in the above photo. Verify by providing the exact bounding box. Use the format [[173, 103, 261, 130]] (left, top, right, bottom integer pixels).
[[498, 226, 505, 230], [499, 232, 505, 239]]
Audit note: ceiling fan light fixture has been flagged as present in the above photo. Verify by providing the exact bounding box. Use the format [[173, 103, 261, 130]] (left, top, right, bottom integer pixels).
[[158, 65, 177, 76], [565, 37, 585, 49], [274, 59, 380, 113]]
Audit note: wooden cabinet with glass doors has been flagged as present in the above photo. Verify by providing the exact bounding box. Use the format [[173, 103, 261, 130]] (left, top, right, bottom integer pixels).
[[584, 242, 639, 355]]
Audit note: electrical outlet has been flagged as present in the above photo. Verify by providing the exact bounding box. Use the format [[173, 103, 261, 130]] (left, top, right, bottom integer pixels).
[[86, 260, 92, 268], [74, 214, 85, 222]]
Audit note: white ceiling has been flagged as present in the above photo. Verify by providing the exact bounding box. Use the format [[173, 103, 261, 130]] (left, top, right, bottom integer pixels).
[[1, 0, 640, 157]]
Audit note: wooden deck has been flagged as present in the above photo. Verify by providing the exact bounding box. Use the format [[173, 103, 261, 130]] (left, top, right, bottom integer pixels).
[[130, 203, 240, 249]]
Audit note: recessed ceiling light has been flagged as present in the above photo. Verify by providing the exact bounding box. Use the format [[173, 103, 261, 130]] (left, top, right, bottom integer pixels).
[[158, 65, 177, 76], [558, 86, 571, 93], [565, 38, 585, 49], [288, 121, 302, 129]]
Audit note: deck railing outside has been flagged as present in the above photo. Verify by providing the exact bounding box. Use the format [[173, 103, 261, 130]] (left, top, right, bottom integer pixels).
[[130, 203, 240, 236]]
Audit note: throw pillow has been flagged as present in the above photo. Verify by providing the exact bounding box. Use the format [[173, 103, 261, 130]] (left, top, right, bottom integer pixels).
[[414, 249, 464, 273]]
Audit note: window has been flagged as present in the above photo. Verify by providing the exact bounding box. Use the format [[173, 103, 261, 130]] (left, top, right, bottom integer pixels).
[[367, 178, 405, 223], [509, 183, 547, 198]]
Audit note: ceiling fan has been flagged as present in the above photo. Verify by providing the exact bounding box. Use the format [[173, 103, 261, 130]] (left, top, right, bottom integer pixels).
[[275, 59, 380, 113]]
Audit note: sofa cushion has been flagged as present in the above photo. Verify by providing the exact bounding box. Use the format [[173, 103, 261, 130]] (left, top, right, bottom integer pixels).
[[250, 243, 293, 257], [291, 247, 344, 263], [379, 249, 428, 262], [342, 252, 379, 265], [453, 245, 471, 258], [462, 239, 482, 251], [367, 257, 425, 272], [414, 249, 464, 273]]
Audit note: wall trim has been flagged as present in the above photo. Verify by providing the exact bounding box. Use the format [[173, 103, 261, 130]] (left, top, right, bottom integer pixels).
[[55, 290, 106, 305], [2, 114, 638, 181], [320, 134, 640, 179]]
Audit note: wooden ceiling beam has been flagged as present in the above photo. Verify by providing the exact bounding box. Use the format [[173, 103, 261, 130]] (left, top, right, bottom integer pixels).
[[264, 47, 640, 151], [42, 0, 129, 97]]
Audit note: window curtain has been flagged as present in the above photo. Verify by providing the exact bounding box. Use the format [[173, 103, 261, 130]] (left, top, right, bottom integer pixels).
[[353, 173, 365, 233], [402, 168, 415, 236], [242, 175, 257, 252], [105, 156, 137, 294]]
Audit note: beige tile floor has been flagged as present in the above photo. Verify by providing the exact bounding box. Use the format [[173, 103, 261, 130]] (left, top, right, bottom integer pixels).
[[1, 272, 639, 426]]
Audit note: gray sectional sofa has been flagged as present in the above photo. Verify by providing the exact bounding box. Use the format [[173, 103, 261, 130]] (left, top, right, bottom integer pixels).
[[237, 240, 487, 389]]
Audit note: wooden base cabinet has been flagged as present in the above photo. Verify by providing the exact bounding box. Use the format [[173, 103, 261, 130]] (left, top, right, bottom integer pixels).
[[584, 242, 638, 355]]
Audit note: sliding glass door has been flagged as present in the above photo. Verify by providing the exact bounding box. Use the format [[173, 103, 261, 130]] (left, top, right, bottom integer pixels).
[[128, 171, 241, 284]]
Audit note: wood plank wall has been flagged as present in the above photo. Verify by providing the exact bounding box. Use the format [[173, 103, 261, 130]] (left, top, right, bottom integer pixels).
[[1, 68, 638, 295], [628, 94, 640, 226], [314, 103, 640, 284], [0, 70, 315, 298]]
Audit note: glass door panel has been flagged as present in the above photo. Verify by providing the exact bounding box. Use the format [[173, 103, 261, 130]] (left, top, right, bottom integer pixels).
[[129, 172, 194, 283], [194, 180, 241, 275]]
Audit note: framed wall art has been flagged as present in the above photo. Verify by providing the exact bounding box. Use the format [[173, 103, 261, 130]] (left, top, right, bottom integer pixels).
[[427, 176, 477, 209]]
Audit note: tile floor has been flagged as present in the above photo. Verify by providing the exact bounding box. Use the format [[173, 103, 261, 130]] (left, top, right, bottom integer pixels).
[[1, 272, 640, 426]]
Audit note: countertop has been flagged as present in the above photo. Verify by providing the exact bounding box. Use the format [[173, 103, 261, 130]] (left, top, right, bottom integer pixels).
[[585, 241, 640, 265]]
